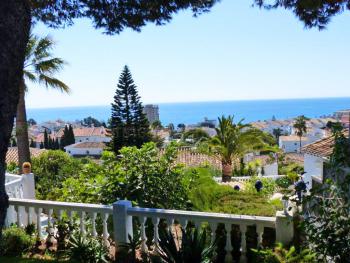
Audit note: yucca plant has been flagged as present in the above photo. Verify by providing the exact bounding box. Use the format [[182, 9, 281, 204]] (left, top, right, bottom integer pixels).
[[157, 226, 217, 263]]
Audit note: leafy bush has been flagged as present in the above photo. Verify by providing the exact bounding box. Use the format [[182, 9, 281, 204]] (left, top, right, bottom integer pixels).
[[0, 226, 35, 256], [275, 176, 292, 189], [102, 142, 189, 209], [185, 168, 281, 216], [251, 243, 315, 263], [6, 162, 19, 174], [32, 150, 84, 200], [244, 176, 276, 196]]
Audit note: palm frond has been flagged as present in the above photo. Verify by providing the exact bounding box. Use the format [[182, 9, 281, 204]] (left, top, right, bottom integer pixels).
[[38, 75, 70, 93], [23, 70, 37, 83]]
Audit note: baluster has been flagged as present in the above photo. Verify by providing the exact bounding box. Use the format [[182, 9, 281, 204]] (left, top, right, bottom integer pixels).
[[209, 222, 217, 243], [36, 207, 42, 239], [47, 209, 53, 236], [256, 224, 264, 248], [68, 210, 74, 226], [27, 206, 33, 225], [91, 212, 97, 237], [152, 217, 160, 248], [225, 223, 233, 263], [166, 217, 174, 233], [178, 218, 188, 229], [79, 211, 86, 236], [240, 224, 247, 263], [102, 213, 110, 246], [141, 217, 148, 253], [15, 205, 21, 227], [58, 209, 63, 220]]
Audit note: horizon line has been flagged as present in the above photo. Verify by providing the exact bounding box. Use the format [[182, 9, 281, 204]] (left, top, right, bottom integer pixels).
[[27, 95, 350, 110]]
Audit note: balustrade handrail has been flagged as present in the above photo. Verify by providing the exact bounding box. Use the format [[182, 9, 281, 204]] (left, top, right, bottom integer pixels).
[[127, 206, 276, 227], [5, 173, 22, 184], [9, 198, 113, 214]]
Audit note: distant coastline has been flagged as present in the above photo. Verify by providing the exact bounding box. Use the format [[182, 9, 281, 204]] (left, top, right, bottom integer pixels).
[[27, 97, 350, 125]]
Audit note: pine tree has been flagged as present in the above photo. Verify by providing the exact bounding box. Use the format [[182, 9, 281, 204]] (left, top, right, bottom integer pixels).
[[54, 138, 60, 150], [110, 65, 151, 153], [29, 139, 35, 148], [68, 125, 75, 145], [44, 129, 49, 149]]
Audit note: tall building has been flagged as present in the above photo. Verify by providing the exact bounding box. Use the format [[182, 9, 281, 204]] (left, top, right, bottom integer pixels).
[[143, 104, 160, 124]]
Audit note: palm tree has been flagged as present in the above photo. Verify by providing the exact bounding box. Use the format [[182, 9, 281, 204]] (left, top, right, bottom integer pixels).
[[202, 115, 272, 182], [183, 128, 210, 145], [293, 115, 309, 152], [272, 128, 283, 142], [16, 34, 69, 171]]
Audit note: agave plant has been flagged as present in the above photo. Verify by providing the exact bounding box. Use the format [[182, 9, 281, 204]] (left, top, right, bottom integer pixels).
[[157, 226, 217, 263]]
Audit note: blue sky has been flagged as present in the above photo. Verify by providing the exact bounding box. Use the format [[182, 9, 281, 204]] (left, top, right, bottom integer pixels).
[[27, 0, 350, 108]]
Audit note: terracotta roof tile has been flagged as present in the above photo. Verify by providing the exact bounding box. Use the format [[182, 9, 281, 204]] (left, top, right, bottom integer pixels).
[[301, 131, 348, 158], [6, 147, 47, 164]]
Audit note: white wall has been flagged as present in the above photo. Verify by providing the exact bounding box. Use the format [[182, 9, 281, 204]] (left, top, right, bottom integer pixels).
[[65, 146, 104, 156], [279, 139, 308, 153], [303, 153, 324, 188], [75, 136, 111, 143], [263, 162, 278, 175]]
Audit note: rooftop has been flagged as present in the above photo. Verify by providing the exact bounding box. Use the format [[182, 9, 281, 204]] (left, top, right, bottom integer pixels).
[[66, 142, 107, 149], [279, 135, 307, 142], [6, 147, 47, 164]]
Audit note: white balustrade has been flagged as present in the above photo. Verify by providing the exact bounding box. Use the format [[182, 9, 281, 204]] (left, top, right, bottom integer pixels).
[[116, 201, 277, 263], [8, 198, 113, 242], [6, 197, 293, 263], [231, 174, 285, 183]]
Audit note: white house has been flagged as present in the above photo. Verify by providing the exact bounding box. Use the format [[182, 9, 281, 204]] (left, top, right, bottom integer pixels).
[[301, 135, 335, 189], [279, 135, 308, 153], [64, 142, 107, 157], [56, 126, 111, 144]]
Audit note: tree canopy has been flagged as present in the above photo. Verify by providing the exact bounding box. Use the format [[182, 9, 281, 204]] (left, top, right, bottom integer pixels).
[[30, 1, 219, 33]]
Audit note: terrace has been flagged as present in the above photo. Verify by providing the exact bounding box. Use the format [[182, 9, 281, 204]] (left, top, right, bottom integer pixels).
[[5, 171, 294, 263]]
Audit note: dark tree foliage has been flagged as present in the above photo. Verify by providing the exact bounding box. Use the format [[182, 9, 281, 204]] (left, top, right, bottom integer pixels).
[[27, 118, 37, 126], [60, 125, 75, 148], [0, 0, 219, 233], [30, 1, 219, 34], [111, 65, 151, 153], [81, 116, 103, 127], [43, 129, 49, 149], [255, 0, 350, 29]]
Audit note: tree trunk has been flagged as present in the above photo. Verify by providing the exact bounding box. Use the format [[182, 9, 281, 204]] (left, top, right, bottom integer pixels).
[[0, 0, 31, 236], [16, 80, 31, 173], [222, 161, 232, 182]]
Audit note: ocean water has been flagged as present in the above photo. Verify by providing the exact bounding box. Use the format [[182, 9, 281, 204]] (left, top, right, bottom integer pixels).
[[27, 97, 350, 125]]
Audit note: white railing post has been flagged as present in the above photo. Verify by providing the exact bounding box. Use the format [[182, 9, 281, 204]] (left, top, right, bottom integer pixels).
[[275, 211, 294, 245], [22, 172, 35, 199], [113, 200, 133, 245]]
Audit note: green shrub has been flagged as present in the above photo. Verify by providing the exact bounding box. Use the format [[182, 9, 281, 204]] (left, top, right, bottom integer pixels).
[[0, 226, 35, 256], [185, 167, 281, 216], [275, 176, 292, 189], [251, 243, 315, 263], [244, 176, 276, 196]]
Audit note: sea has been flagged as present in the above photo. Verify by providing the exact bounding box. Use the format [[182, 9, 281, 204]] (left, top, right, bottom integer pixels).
[[27, 97, 350, 125]]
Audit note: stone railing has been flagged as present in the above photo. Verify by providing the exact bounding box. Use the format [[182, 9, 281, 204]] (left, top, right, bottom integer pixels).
[[5, 172, 35, 199], [8, 198, 113, 245], [7, 198, 294, 263], [230, 175, 285, 183], [5, 173, 24, 198], [114, 201, 294, 262]]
